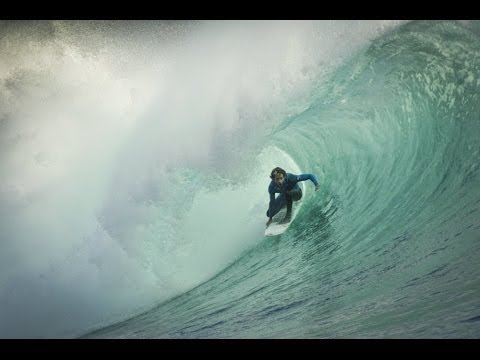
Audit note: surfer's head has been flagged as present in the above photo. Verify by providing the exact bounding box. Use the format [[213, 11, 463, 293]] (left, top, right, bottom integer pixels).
[[270, 167, 286, 186]]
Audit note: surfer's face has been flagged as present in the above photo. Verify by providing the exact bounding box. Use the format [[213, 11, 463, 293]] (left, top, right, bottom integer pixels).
[[274, 173, 285, 186]]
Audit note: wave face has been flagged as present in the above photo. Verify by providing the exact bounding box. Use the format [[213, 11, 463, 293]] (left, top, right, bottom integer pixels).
[[1, 20, 479, 338]]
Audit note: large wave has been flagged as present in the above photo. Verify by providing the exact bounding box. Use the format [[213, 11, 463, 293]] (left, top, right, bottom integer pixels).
[[3, 20, 479, 339]]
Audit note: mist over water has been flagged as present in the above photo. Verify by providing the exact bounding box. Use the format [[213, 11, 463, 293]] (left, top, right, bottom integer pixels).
[[4, 20, 478, 339]]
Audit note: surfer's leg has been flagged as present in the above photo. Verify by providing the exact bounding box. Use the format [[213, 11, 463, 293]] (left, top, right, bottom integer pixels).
[[280, 194, 293, 224], [280, 189, 302, 224], [290, 188, 302, 201]]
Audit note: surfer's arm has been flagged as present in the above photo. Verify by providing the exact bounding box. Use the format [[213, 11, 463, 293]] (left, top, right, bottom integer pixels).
[[267, 180, 278, 219], [296, 173, 319, 188], [269, 192, 275, 203], [268, 191, 275, 220], [266, 190, 275, 226]]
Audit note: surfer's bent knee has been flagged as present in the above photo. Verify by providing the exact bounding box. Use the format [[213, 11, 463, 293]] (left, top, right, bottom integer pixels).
[[292, 189, 302, 201]]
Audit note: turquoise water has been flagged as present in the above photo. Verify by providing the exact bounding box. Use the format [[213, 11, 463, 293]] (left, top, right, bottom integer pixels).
[[82, 21, 480, 338]]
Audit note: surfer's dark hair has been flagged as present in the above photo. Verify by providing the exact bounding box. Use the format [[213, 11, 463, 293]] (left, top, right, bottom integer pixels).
[[270, 167, 286, 179]]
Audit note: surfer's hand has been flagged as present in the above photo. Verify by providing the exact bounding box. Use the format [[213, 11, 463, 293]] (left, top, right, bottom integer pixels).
[[315, 184, 320, 191], [266, 219, 272, 227]]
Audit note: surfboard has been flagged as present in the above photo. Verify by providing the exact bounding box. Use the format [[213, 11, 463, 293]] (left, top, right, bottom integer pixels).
[[264, 199, 303, 237]]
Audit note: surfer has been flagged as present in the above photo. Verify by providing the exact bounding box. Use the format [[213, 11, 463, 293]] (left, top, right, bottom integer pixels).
[[266, 167, 320, 227]]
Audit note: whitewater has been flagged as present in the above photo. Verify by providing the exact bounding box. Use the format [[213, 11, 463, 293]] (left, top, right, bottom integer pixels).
[[0, 20, 479, 339]]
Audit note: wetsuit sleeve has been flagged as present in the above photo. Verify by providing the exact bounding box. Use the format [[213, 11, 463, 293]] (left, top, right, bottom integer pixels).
[[295, 173, 319, 186], [269, 190, 275, 203], [268, 184, 275, 219]]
